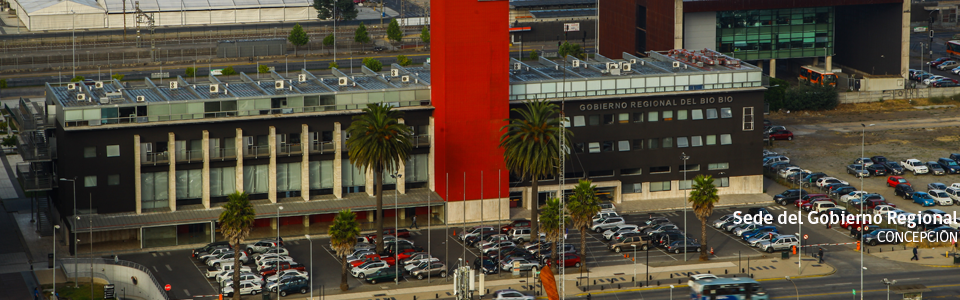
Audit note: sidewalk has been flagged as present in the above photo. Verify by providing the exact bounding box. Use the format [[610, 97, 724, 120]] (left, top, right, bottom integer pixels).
[[617, 193, 772, 214], [868, 246, 960, 267]]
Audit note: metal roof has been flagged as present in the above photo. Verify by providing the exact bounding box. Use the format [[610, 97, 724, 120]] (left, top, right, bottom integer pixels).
[[16, 0, 104, 14], [99, 0, 312, 13], [510, 0, 595, 8], [530, 8, 596, 18]]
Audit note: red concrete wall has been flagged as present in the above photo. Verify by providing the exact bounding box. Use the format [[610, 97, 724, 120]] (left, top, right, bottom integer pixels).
[[431, 0, 509, 203], [599, 0, 676, 58]]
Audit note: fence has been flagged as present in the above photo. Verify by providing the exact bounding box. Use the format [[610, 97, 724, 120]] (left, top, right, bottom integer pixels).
[[838, 86, 960, 104], [60, 257, 170, 300]]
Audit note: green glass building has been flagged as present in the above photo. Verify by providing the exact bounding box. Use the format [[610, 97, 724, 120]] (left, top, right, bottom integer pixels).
[[716, 7, 834, 61]]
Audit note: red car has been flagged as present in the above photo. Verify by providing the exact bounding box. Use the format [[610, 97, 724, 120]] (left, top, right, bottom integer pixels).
[[931, 58, 951, 67], [769, 130, 794, 141], [841, 216, 870, 229], [865, 199, 896, 210], [886, 176, 909, 187], [260, 261, 306, 277], [801, 198, 835, 212], [366, 228, 411, 240], [378, 250, 416, 266], [348, 255, 381, 267], [501, 219, 533, 233], [549, 253, 582, 268], [794, 194, 829, 209]]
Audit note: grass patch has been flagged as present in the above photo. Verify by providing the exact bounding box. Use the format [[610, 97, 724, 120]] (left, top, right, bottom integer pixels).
[[42, 283, 107, 300]]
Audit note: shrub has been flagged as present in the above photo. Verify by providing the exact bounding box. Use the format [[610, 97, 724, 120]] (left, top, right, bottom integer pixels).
[[185, 67, 196, 77], [258, 64, 270, 74], [329, 61, 339, 69], [529, 50, 539, 61], [222, 66, 237, 76], [363, 58, 382, 72], [0, 79, 7, 89], [929, 95, 947, 104], [783, 84, 838, 111], [396, 55, 412, 66], [111, 74, 124, 81], [70, 76, 85, 82]]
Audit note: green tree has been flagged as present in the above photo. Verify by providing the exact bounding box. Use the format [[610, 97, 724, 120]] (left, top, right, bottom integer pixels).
[[288, 23, 310, 56], [420, 26, 430, 44], [363, 58, 383, 72], [111, 74, 124, 81], [323, 34, 336, 54], [345, 103, 412, 253], [499, 99, 571, 242], [185, 67, 196, 78], [222, 66, 237, 76], [765, 77, 789, 112], [329, 61, 339, 69], [313, 0, 358, 21], [0, 79, 7, 89], [258, 64, 271, 74], [70, 76, 85, 82], [1, 136, 16, 148], [396, 55, 412, 67], [217, 191, 256, 300], [355, 22, 371, 51], [539, 197, 564, 272], [330, 209, 361, 291], [529, 50, 539, 61], [387, 19, 403, 44], [689, 174, 719, 261], [566, 179, 600, 273], [558, 42, 585, 60]]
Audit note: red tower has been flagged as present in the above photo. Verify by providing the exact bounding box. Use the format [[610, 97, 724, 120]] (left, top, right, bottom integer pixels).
[[431, 0, 509, 216]]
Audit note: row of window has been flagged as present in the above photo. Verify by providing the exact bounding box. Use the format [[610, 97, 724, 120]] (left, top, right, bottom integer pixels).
[[570, 107, 733, 127], [83, 145, 120, 158], [576, 134, 733, 153], [627, 177, 731, 193]]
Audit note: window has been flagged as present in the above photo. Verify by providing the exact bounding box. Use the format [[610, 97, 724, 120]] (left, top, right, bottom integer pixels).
[[691, 136, 702, 147], [627, 183, 642, 193], [341, 159, 366, 188], [677, 137, 689, 148], [276, 162, 302, 192], [709, 162, 730, 170], [309, 161, 335, 190], [562, 118, 571, 128], [588, 142, 601, 153], [84, 147, 96, 158], [677, 110, 688, 120], [176, 169, 203, 199], [633, 112, 643, 123], [714, 177, 730, 187], [244, 165, 270, 194], [574, 143, 585, 153], [588, 170, 614, 177], [706, 108, 718, 119], [84, 175, 97, 187], [691, 109, 703, 120], [108, 174, 120, 186], [618, 140, 630, 151], [720, 134, 732, 145], [603, 114, 615, 125], [706, 135, 717, 145], [573, 116, 585, 127], [618, 113, 630, 124], [743, 107, 755, 131], [105, 145, 119, 157], [210, 167, 238, 197], [621, 168, 643, 176], [588, 115, 600, 126], [650, 181, 671, 192], [565, 171, 585, 179], [679, 180, 692, 190], [141, 172, 169, 209], [633, 139, 643, 151], [647, 111, 659, 122], [662, 137, 673, 148], [720, 107, 733, 118], [680, 164, 701, 172], [405, 154, 429, 183], [647, 138, 659, 150], [662, 110, 673, 121], [649, 166, 671, 174], [602, 141, 614, 152]]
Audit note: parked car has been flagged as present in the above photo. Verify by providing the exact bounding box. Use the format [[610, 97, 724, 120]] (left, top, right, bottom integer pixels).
[[873, 205, 897, 215], [246, 240, 281, 254], [506, 227, 533, 243], [492, 289, 535, 300], [840, 191, 869, 203], [763, 155, 790, 165], [644, 224, 680, 236], [410, 262, 447, 280], [939, 61, 959, 70], [853, 157, 875, 167], [350, 260, 389, 278], [894, 183, 916, 199], [591, 217, 625, 233], [937, 158, 960, 174], [928, 182, 948, 191], [830, 186, 858, 198], [741, 226, 778, 240], [816, 177, 848, 188], [863, 229, 901, 246], [927, 161, 947, 175], [747, 232, 780, 247], [194, 241, 232, 259], [932, 81, 959, 87], [599, 202, 617, 212], [768, 130, 794, 140], [500, 220, 532, 233], [773, 189, 806, 205], [886, 176, 909, 187], [866, 164, 887, 176], [913, 192, 936, 206], [499, 257, 540, 272], [666, 240, 702, 254], [846, 164, 870, 178], [901, 159, 928, 175], [883, 162, 905, 175], [364, 268, 401, 284], [276, 277, 310, 297], [759, 235, 799, 253], [603, 224, 640, 240], [945, 187, 960, 202], [459, 226, 496, 241], [928, 190, 953, 205], [609, 235, 652, 252], [221, 281, 262, 297]]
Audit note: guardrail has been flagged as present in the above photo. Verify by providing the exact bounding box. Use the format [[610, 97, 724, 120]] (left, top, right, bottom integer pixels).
[[60, 257, 170, 300]]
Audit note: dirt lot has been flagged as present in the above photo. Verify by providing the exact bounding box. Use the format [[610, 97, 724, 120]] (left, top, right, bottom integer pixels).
[[765, 99, 960, 216]]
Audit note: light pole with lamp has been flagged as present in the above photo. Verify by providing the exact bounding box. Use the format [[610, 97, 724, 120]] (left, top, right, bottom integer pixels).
[[391, 172, 402, 285], [305, 234, 313, 300], [681, 153, 689, 261], [630, 244, 637, 286], [276, 205, 283, 277], [58, 177, 78, 287], [72, 10, 76, 78], [882, 278, 897, 300], [669, 285, 675, 300], [860, 124, 873, 300], [53, 224, 60, 300], [785, 276, 799, 300]]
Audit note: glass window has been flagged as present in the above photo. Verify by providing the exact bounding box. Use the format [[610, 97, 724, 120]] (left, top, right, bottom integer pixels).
[[720, 134, 732, 145], [714, 177, 730, 187], [84, 147, 96, 158], [650, 181, 671, 192], [603, 114, 615, 125], [708, 162, 730, 170], [589, 170, 614, 177], [573, 116, 585, 127], [680, 164, 701, 171], [663, 137, 673, 148], [706, 108, 718, 119], [602, 141, 614, 152], [662, 111, 673, 121], [677, 110, 688, 120], [706, 135, 717, 145], [588, 115, 600, 126], [677, 137, 689, 148], [277, 162, 302, 192], [106, 145, 120, 157], [691, 109, 703, 120], [627, 183, 642, 193], [210, 167, 237, 197], [405, 154, 429, 183], [618, 140, 630, 151], [633, 139, 643, 151], [633, 112, 643, 123], [720, 107, 733, 118], [141, 172, 169, 209], [309, 161, 335, 190], [588, 142, 601, 153], [649, 166, 671, 174], [84, 175, 97, 187], [679, 180, 692, 190], [691, 136, 703, 147], [621, 168, 642, 176], [618, 113, 630, 124], [108, 174, 120, 186], [574, 143, 585, 153], [176, 169, 203, 199], [647, 138, 659, 149], [648, 111, 659, 122]]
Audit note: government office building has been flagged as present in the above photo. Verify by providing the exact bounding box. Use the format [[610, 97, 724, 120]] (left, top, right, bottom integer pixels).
[[17, 0, 765, 251]]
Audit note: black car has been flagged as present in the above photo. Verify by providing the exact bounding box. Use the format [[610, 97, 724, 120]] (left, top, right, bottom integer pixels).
[[474, 258, 499, 274], [801, 173, 828, 187], [193, 241, 231, 258], [883, 162, 904, 175], [747, 207, 772, 219], [850, 225, 880, 239], [950, 153, 960, 162], [372, 46, 386, 52], [866, 164, 887, 176], [653, 231, 685, 248], [773, 189, 805, 205], [830, 186, 857, 198], [894, 183, 915, 199], [937, 158, 960, 174], [927, 161, 947, 176], [870, 156, 889, 165]]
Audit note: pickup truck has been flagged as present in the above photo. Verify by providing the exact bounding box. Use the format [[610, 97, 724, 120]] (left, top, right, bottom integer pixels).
[[901, 159, 929, 175], [260, 261, 306, 277]]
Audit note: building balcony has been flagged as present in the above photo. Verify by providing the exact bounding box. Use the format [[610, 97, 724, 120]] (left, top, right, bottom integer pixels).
[[243, 146, 271, 159], [17, 130, 56, 162], [277, 143, 303, 156], [309, 141, 336, 154], [175, 150, 204, 163], [210, 148, 237, 161], [17, 162, 56, 192], [141, 152, 170, 165], [412, 134, 431, 148]]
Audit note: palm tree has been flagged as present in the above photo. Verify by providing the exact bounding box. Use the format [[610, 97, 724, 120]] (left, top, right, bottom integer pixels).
[[330, 209, 362, 291], [566, 179, 600, 273], [499, 99, 570, 242], [346, 103, 412, 254], [217, 191, 256, 300], [689, 174, 720, 261], [539, 197, 563, 272]]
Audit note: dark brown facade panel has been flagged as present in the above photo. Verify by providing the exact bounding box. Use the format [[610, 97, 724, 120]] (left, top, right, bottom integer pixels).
[[599, 0, 638, 58], [834, 3, 902, 75]]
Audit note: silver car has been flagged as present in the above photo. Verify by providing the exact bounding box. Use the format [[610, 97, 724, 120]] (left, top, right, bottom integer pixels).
[[499, 257, 540, 272], [712, 214, 735, 228], [591, 217, 625, 233]]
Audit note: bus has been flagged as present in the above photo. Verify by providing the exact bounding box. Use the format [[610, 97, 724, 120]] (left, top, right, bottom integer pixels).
[[798, 66, 837, 87], [689, 277, 769, 300], [946, 40, 960, 58]]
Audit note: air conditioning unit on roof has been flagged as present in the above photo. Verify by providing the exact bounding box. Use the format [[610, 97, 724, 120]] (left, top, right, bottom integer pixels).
[[298, 74, 307, 82], [169, 81, 178, 89], [391, 69, 399, 77], [623, 63, 632, 72], [572, 60, 580, 68], [210, 84, 219, 93], [136, 95, 145, 102], [672, 61, 681, 68], [275, 80, 285, 89], [630, 59, 637, 64], [338, 77, 348, 86], [67, 83, 76, 90], [95, 81, 104, 88], [514, 63, 522, 70], [76, 93, 86, 101], [401, 76, 410, 83]]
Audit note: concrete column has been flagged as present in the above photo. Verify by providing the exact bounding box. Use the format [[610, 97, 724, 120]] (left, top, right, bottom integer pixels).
[[365, 167, 374, 196], [202, 131, 211, 209], [367, 211, 374, 222], [168, 132, 176, 212], [428, 117, 435, 192], [271, 218, 277, 230], [134, 135, 142, 214], [301, 124, 310, 201], [400, 209, 406, 220], [769, 59, 776, 78], [397, 118, 405, 195], [674, 0, 684, 49], [333, 122, 343, 199], [269, 126, 277, 203], [901, 0, 910, 81], [825, 56, 833, 73], [303, 215, 310, 227], [236, 128, 244, 193]]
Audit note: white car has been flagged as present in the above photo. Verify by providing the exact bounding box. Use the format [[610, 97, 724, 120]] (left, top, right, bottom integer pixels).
[[492, 289, 535, 300], [265, 269, 309, 283], [257, 256, 295, 268], [198, 248, 233, 263], [928, 189, 953, 205], [778, 167, 803, 179], [207, 251, 249, 267], [901, 159, 929, 175], [216, 271, 261, 284], [873, 205, 896, 216], [949, 218, 960, 230], [923, 75, 946, 85], [255, 247, 289, 259], [207, 262, 251, 278], [593, 211, 619, 222], [402, 253, 439, 267], [840, 191, 869, 203], [591, 217, 626, 233], [852, 157, 874, 167], [944, 187, 960, 202], [351, 260, 389, 278], [599, 202, 617, 212], [816, 177, 849, 188], [602, 224, 639, 240], [255, 253, 293, 265], [346, 250, 377, 262], [221, 281, 262, 297], [353, 242, 376, 251]]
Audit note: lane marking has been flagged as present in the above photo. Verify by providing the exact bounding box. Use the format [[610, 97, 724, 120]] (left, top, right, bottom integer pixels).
[[183, 289, 191, 296], [152, 266, 158, 272], [166, 264, 172, 271]]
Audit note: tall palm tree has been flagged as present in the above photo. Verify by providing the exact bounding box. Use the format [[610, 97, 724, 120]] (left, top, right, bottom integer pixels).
[[539, 197, 563, 272], [330, 209, 362, 291], [566, 179, 600, 273], [689, 174, 720, 261], [218, 191, 256, 300], [499, 99, 570, 242], [346, 103, 412, 254]]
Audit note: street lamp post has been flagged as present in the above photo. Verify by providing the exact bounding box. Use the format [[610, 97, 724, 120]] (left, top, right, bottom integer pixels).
[[58, 177, 77, 287], [630, 244, 637, 286], [53, 224, 60, 300], [669, 285, 675, 300], [305, 234, 313, 300], [860, 124, 873, 300], [681, 153, 689, 261], [882, 278, 897, 300], [785, 276, 799, 300], [72, 10, 76, 78], [391, 173, 402, 285], [276, 205, 283, 277]]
